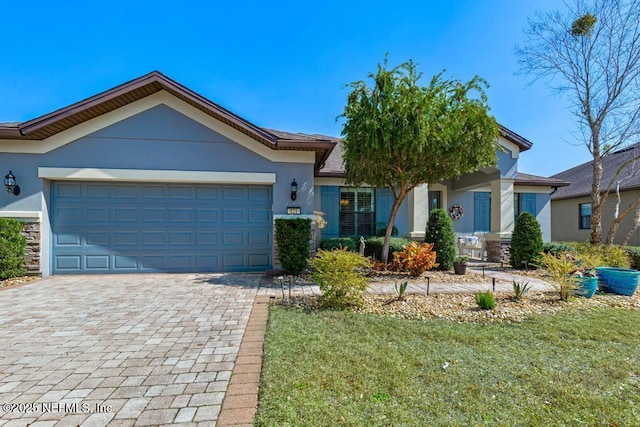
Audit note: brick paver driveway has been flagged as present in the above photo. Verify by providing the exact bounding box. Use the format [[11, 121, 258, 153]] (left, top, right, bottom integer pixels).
[[0, 273, 260, 426]]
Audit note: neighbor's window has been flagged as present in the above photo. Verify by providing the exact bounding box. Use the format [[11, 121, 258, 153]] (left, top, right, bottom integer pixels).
[[579, 203, 592, 229], [339, 187, 374, 236]]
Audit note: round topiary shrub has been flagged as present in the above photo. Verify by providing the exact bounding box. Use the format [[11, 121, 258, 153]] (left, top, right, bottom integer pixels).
[[425, 208, 456, 271], [510, 212, 543, 269]]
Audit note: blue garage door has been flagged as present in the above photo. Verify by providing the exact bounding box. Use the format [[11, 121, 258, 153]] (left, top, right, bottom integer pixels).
[[51, 182, 272, 273]]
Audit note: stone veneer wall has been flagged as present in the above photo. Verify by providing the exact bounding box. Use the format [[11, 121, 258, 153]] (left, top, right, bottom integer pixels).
[[486, 240, 511, 264], [22, 222, 41, 275]]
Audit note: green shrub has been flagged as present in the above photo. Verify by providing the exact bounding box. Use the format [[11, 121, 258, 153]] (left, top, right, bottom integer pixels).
[[319, 237, 358, 252], [510, 212, 543, 270], [425, 209, 456, 271], [363, 236, 413, 261], [309, 249, 371, 308], [625, 246, 640, 270], [275, 218, 312, 275], [573, 242, 631, 269], [475, 290, 496, 310], [0, 218, 27, 280], [543, 241, 577, 256]]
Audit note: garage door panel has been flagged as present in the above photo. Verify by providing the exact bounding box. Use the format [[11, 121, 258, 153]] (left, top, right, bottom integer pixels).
[[86, 184, 110, 198], [86, 232, 109, 246], [86, 207, 110, 222], [86, 255, 110, 270], [114, 208, 138, 222], [55, 255, 81, 270], [51, 182, 272, 273]]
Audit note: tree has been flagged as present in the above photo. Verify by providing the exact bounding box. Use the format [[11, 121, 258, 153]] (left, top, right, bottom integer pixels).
[[516, 0, 640, 245], [341, 57, 499, 262]]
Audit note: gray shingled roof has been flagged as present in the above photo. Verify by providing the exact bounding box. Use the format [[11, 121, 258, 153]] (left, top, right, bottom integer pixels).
[[551, 144, 640, 200], [516, 173, 570, 187]]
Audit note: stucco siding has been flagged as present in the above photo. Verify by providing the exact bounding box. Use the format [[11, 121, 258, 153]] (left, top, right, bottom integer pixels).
[[1, 105, 314, 215], [552, 191, 640, 245], [497, 149, 517, 179], [535, 193, 552, 242]]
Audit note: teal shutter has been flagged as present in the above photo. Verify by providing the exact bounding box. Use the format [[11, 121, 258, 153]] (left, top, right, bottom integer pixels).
[[321, 186, 339, 238], [474, 192, 491, 232], [376, 188, 394, 235], [521, 193, 537, 216]]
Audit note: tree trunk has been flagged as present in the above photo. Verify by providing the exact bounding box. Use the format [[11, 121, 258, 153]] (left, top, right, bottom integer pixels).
[[590, 133, 603, 244], [607, 196, 640, 245], [622, 203, 640, 246], [381, 189, 407, 264]]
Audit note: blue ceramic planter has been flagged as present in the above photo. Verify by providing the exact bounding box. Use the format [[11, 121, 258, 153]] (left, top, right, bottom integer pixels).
[[596, 267, 640, 296], [574, 276, 598, 298]]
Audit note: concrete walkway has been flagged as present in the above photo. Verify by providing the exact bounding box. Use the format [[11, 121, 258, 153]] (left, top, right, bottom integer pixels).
[[257, 267, 555, 297]]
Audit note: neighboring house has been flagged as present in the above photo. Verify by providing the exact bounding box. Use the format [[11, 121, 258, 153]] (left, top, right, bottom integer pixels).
[[0, 71, 564, 276], [551, 144, 640, 245]]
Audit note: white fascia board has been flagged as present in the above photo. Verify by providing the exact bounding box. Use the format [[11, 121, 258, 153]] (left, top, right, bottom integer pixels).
[[38, 167, 276, 184], [0, 211, 42, 221], [514, 185, 556, 194], [1, 92, 315, 164]]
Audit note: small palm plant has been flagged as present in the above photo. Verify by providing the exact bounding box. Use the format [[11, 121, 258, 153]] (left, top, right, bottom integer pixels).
[[393, 280, 409, 301], [512, 280, 532, 301]]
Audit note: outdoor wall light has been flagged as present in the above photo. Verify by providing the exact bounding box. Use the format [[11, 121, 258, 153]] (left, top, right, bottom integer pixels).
[[4, 171, 20, 196], [290, 179, 298, 201]]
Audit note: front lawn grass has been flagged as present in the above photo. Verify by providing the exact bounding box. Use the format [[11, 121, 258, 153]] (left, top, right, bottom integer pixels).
[[255, 306, 640, 426]]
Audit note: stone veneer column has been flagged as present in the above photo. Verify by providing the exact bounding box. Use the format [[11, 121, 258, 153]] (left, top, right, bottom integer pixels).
[[485, 179, 515, 263], [22, 222, 41, 275]]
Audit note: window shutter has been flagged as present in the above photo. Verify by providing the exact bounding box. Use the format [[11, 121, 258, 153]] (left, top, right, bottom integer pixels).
[[474, 192, 491, 232], [321, 186, 339, 238]]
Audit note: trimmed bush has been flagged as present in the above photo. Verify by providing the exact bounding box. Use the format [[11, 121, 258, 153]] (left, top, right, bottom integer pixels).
[[425, 209, 456, 271], [625, 246, 640, 270], [363, 236, 413, 261], [510, 212, 543, 269], [319, 237, 358, 252], [543, 241, 577, 256], [0, 218, 27, 280], [275, 218, 312, 275], [309, 249, 371, 308]]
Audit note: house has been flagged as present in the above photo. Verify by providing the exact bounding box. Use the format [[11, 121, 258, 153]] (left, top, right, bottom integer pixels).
[[0, 71, 564, 276], [551, 144, 640, 245]]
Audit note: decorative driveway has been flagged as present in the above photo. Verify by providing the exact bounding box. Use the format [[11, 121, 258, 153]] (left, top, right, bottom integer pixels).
[[0, 273, 261, 426]]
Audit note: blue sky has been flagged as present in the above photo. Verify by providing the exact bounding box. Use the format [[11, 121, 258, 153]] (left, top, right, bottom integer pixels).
[[0, 0, 590, 177]]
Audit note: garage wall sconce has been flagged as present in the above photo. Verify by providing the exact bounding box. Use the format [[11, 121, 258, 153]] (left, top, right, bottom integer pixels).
[[4, 171, 20, 196], [290, 179, 298, 201]]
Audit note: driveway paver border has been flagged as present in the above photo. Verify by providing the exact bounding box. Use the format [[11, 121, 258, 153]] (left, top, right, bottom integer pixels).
[[217, 295, 270, 426]]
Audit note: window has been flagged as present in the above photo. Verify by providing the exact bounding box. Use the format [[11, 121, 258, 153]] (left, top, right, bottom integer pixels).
[[514, 193, 537, 220], [429, 191, 442, 211], [579, 203, 592, 229], [339, 187, 374, 236]]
